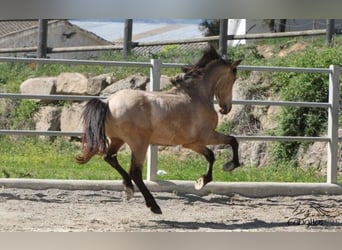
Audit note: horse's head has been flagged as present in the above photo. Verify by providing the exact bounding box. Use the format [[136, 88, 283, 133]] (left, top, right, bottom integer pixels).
[[210, 59, 241, 115]]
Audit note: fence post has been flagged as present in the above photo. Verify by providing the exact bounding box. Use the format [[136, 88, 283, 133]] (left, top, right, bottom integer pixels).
[[147, 59, 161, 181], [123, 19, 133, 57], [326, 19, 335, 47], [219, 19, 228, 58], [327, 64, 340, 184], [37, 19, 48, 58]]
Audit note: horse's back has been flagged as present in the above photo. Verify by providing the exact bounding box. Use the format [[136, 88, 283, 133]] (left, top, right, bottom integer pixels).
[[106, 89, 151, 122]]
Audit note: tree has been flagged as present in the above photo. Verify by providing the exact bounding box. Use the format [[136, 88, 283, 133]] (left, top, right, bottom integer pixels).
[[199, 19, 220, 48]]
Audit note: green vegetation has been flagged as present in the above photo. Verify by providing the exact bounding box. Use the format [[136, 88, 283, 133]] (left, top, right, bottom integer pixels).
[[0, 38, 341, 183], [266, 44, 342, 165], [0, 136, 324, 182]]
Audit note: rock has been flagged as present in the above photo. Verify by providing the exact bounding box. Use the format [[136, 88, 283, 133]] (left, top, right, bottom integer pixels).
[[101, 73, 149, 96], [87, 74, 116, 96], [60, 102, 85, 132], [240, 141, 267, 167], [146, 75, 173, 91], [20, 77, 57, 97], [278, 42, 308, 57], [34, 106, 61, 140], [298, 129, 342, 174], [298, 141, 327, 172], [56, 73, 88, 95], [257, 45, 274, 59]]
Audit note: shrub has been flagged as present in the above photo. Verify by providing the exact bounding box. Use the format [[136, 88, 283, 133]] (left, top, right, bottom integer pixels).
[[269, 46, 342, 164]]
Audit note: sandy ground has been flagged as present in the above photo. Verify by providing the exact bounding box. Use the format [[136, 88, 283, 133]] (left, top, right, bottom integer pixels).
[[0, 187, 341, 232]]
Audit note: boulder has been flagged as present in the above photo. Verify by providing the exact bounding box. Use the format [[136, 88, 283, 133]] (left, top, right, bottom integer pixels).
[[34, 106, 61, 140], [56, 73, 88, 95], [239, 141, 268, 167], [146, 75, 173, 91], [60, 102, 85, 132], [298, 129, 342, 174], [101, 73, 149, 96], [34, 106, 61, 131], [20, 77, 57, 95], [87, 73, 116, 96]]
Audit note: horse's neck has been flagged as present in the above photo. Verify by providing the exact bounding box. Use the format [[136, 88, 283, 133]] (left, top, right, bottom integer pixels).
[[195, 76, 217, 101], [166, 73, 217, 104]]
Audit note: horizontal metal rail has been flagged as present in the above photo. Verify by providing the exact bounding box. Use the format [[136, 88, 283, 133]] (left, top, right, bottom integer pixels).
[[0, 56, 333, 74], [1, 130, 339, 142], [0, 57, 151, 67], [232, 99, 330, 108], [0, 93, 105, 101], [162, 62, 332, 74], [0, 93, 331, 109], [0, 130, 82, 137], [238, 65, 332, 74]]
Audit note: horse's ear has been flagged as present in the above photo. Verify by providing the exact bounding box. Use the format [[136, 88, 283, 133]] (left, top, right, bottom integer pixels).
[[232, 59, 242, 68], [181, 66, 192, 73]]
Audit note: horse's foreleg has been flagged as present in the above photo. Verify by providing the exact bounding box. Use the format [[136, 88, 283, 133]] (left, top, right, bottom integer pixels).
[[222, 135, 240, 172], [129, 149, 162, 214], [183, 144, 215, 190], [207, 132, 241, 172]]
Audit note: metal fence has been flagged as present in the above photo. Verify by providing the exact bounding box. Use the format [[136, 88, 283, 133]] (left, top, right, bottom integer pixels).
[[0, 56, 341, 185]]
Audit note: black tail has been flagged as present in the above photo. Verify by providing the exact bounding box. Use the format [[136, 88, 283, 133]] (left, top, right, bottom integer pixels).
[[76, 98, 109, 164]]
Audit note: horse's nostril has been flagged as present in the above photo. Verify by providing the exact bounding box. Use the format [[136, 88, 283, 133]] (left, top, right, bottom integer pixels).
[[219, 107, 227, 115], [219, 105, 231, 115]]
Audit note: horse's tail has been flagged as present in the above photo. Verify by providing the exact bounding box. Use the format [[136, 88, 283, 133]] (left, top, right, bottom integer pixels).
[[76, 98, 109, 164]]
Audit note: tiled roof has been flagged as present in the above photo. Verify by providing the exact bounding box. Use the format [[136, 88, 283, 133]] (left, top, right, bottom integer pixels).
[[0, 20, 38, 38]]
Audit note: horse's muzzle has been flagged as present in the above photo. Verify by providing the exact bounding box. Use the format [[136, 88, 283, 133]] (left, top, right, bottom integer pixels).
[[219, 105, 231, 115]]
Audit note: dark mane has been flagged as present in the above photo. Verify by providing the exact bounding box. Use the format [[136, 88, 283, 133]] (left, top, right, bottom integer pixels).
[[193, 45, 221, 68], [181, 46, 221, 75], [203, 58, 228, 76], [170, 47, 223, 93], [170, 72, 202, 93]]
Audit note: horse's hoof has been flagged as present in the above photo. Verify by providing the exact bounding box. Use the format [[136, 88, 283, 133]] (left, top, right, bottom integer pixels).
[[194, 177, 205, 190], [223, 161, 236, 172], [124, 187, 134, 200], [151, 206, 162, 214]]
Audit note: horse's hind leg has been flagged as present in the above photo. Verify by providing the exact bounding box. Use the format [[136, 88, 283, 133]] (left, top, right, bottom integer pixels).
[[184, 144, 215, 190], [129, 146, 162, 214], [104, 139, 134, 200]]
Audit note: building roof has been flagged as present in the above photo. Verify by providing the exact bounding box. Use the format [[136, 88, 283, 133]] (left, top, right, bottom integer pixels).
[[0, 20, 38, 38], [0, 19, 111, 45]]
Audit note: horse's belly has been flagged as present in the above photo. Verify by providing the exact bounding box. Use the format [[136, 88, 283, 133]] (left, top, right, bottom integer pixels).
[[150, 125, 197, 146]]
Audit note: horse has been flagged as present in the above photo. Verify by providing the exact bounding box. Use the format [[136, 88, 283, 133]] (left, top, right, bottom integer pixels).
[[76, 47, 242, 214]]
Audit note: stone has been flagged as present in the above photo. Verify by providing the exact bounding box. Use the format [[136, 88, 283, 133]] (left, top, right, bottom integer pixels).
[[87, 74, 116, 96], [56, 72, 88, 95], [34, 106, 61, 140], [298, 128, 342, 174], [60, 102, 85, 132], [240, 141, 267, 167], [20, 77, 57, 95], [101, 73, 149, 96], [145, 75, 173, 91]]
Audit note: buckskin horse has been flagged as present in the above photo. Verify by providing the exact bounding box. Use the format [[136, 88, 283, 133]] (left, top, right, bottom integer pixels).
[[76, 46, 242, 214]]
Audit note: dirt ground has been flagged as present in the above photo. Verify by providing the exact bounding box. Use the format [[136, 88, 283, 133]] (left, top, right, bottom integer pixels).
[[0, 187, 341, 232]]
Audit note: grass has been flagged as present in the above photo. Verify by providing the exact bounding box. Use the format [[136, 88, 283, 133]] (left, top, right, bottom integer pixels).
[[0, 136, 330, 183]]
